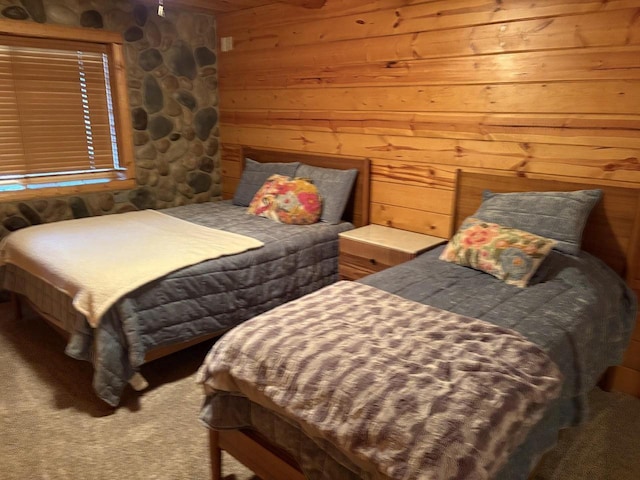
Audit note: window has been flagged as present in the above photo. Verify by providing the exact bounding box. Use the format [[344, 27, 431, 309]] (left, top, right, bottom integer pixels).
[[0, 20, 135, 199]]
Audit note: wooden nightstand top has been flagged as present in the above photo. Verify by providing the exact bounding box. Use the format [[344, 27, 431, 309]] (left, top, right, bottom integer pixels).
[[339, 224, 446, 255]]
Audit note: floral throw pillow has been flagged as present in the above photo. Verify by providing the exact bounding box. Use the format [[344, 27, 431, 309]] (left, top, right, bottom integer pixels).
[[439, 217, 557, 287], [247, 174, 322, 225]]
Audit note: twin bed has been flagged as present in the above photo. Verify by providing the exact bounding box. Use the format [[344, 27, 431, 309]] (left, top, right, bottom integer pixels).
[[0, 147, 370, 406], [197, 171, 639, 480]]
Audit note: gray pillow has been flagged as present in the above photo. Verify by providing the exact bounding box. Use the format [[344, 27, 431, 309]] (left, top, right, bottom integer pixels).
[[473, 189, 602, 255], [295, 164, 358, 224], [232, 158, 300, 207]]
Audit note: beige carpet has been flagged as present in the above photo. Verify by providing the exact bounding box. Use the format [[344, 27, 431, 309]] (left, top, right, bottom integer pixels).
[[1, 301, 639, 480]]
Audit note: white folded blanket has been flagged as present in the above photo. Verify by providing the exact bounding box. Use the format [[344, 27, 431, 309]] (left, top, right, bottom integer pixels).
[[0, 209, 264, 327]]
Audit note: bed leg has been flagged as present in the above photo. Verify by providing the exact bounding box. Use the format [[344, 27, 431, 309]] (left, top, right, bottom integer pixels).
[[209, 429, 222, 480], [128, 372, 149, 391], [10, 293, 22, 321], [210, 429, 222, 480]]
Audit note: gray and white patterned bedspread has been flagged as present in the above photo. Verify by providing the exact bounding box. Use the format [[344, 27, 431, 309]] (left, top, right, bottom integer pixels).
[[199, 246, 636, 480], [361, 246, 636, 409], [1, 201, 352, 406], [198, 281, 563, 480]]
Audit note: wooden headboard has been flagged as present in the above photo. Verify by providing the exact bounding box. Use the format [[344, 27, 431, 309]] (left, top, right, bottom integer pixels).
[[453, 170, 640, 284], [233, 147, 371, 228]]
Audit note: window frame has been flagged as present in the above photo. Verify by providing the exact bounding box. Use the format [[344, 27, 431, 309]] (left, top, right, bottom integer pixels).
[[0, 19, 135, 201]]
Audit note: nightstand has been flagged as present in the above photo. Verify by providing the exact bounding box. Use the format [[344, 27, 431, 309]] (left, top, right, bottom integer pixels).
[[338, 224, 446, 281]]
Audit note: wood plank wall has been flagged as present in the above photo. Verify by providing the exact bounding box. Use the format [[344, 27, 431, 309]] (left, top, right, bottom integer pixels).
[[215, 0, 640, 395], [216, 0, 640, 237]]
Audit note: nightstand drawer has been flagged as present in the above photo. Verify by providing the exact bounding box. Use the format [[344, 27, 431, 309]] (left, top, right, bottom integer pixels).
[[340, 238, 414, 274], [338, 261, 377, 281], [338, 225, 446, 281]]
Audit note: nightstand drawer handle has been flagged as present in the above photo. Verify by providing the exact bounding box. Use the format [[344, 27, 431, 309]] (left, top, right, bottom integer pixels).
[[368, 258, 377, 265]]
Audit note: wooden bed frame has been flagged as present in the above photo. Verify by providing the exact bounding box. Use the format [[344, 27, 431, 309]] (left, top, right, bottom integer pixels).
[[12, 147, 371, 365], [209, 169, 640, 480]]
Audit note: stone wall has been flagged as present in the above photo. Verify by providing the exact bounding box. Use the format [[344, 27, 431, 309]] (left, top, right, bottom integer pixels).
[[0, 0, 220, 237]]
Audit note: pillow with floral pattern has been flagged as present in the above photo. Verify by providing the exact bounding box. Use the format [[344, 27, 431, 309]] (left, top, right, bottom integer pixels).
[[439, 217, 557, 287], [247, 174, 322, 225]]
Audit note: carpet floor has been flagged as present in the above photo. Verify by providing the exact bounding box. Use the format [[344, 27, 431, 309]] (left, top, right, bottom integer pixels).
[[1, 302, 639, 480]]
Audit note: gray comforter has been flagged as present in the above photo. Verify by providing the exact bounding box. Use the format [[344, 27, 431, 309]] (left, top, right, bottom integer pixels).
[[2, 201, 352, 406], [199, 245, 636, 479]]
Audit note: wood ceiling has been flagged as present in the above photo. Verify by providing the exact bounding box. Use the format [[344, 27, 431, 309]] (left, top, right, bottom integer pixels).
[[149, 0, 326, 15]]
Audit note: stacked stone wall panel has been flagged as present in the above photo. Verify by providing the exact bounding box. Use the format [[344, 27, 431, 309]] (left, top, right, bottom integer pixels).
[[0, 0, 221, 236]]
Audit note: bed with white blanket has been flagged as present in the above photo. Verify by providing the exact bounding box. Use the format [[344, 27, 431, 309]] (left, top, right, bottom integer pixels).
[[0, 147, 370, 407], [197, 171, 639, 480]]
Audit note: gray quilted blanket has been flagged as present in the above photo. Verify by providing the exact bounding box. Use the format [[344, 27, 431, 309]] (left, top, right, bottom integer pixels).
[[198, 281, 563, 480], [1, 201, 352, 406]]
